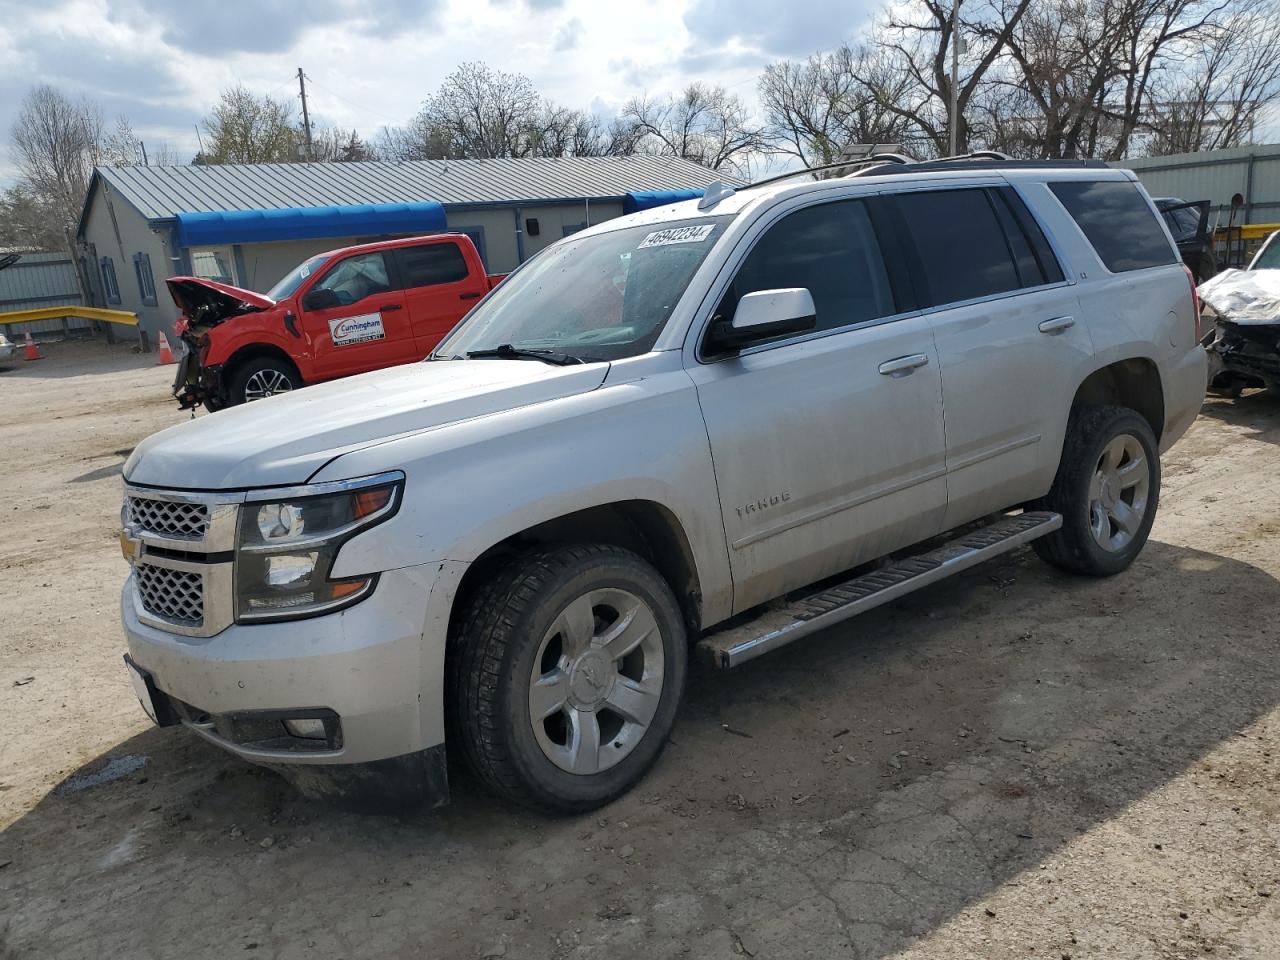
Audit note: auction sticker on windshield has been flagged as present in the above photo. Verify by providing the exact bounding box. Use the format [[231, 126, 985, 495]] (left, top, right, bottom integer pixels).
[[637, 224, 716, 249], [329, 313, 386, 346]]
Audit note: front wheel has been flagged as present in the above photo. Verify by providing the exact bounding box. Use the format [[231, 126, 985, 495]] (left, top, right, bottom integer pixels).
[[226, 357, 301, 406], [1033, 406, 1161, 576], [448, 544, 687, 813]]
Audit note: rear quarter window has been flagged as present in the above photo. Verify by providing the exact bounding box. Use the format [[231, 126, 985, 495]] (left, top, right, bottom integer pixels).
[[1050, 181, 1177, 273]]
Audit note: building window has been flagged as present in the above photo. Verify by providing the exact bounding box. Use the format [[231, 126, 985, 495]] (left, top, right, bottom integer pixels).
[[99, 256, 121, 304], [133, 252, 157, 306], [562, 222, 588, 238]]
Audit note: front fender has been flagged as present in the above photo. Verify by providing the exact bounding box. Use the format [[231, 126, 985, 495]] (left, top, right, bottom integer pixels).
[[315, 364, 735, 626], [203, 314, 313, 378]]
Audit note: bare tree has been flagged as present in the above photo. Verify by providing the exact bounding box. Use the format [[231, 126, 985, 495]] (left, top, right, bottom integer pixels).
[[416, 62, 545, 158], [984, 0, 1240, 159], [11, 85, 105, 232], [197, 85, 299, 164], [1143, 1, 1280, 154], [0, 183, 65, 251], [760, 44, 918, 167], [383, 62, 638, 160], [876, 0, 1034, 156], [310, 126, 376, 162], [618, 84, 764, 172]]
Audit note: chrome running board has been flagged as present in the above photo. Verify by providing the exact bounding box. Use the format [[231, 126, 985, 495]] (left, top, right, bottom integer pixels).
[[696, 511, 1062, 669]]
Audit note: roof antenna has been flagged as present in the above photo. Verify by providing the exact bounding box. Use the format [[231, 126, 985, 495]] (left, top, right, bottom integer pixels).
[[698, 180, 736, 210]]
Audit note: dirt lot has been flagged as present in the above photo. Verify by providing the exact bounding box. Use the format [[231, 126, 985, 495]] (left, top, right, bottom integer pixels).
[[1, 340, 1277, 960]]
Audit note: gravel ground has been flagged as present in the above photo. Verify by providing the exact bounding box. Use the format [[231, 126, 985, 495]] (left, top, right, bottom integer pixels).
[[1, 340, 1277, 960]]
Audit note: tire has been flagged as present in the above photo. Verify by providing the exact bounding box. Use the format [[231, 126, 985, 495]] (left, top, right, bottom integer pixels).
[[448, 544, 688, 813], [225, 357, 301, 406], [1033, 406, 1160, 577]]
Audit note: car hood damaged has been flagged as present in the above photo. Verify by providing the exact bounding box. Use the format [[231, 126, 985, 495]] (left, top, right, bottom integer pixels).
[[1198, 269, 1280, 326], [166, 277, 276, 328], [1200, 269, 1280, 392], [124, 358, 611, 489]]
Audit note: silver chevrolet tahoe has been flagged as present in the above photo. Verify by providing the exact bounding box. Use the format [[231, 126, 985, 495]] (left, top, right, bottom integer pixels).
[[119, 156, 1206, 812]]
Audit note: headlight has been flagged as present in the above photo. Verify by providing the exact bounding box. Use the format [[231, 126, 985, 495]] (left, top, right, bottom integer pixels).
[[235, 473, 402, 623]]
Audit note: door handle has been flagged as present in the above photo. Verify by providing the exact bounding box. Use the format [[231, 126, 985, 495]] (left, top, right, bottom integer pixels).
[[878, 354, 930, 377], [1038, 315, 1075, 334], [459, 292, 483, 301], [378, 303, 403, 312]]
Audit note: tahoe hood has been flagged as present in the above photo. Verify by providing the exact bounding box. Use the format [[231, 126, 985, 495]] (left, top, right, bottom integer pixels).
[[124, 359, 609, 489]]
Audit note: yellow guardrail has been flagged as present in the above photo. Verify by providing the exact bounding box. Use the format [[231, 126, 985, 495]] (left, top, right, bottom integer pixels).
[[1213, 223, 1280, 242], [0, 305, 138, 327]]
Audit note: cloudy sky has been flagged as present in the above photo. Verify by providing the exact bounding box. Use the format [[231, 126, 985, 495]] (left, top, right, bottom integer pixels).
[[0, 0, 880, 184]]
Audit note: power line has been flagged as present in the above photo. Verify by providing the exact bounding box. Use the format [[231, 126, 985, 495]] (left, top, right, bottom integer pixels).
[[300, 73, 408, 128]]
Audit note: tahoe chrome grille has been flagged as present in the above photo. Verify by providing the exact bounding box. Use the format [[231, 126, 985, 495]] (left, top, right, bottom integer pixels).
[[124, 485, 241, 637], [136, 563, 204, 625], [127, 495, 209, 540]]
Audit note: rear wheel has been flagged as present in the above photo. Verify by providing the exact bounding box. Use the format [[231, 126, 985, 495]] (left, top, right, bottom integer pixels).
[[448, 544, 687, 813], [1033, 406, 1160, 576], [226, 357, 300, 406]]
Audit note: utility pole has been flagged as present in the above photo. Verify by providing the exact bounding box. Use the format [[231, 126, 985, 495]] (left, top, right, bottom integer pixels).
[[297, 67, 313, 162], [949, 0, 961, 156]]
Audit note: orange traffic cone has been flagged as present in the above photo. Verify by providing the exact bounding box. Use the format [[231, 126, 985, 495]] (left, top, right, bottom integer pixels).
[[22, 332, 43, 361], [156, 331, 176, 365]]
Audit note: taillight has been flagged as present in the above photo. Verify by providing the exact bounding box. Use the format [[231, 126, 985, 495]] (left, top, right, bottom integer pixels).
[[1182, 264, 1202, 342]]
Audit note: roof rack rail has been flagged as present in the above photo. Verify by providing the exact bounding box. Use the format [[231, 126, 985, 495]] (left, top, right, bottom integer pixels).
[[744, 154, 913, 191], [854, 157, 1110, 178], [744, 152, 1110, 190], [934, 150, 1013, 162]]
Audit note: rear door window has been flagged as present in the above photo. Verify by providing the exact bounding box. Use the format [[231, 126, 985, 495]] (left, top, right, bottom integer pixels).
[[893, 188, 1023, 306], [719, 199, 896, 334], [1049, 180, 1177, 272], [397, 243, 470, 288]]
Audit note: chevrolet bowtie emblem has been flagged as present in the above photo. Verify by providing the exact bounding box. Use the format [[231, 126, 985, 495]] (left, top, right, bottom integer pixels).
[[119, 529, 141, 565]]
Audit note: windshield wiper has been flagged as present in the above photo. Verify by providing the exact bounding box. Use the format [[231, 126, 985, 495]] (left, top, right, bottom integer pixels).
[[466, 343, 584, 366]]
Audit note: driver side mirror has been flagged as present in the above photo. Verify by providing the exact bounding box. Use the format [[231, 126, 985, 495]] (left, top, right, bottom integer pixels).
[[302, 287, 340, 312], [708, 288, 817, 352]]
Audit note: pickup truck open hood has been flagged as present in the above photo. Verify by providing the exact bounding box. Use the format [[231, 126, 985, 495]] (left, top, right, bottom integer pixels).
[[124, 359, 609, 489], [166, 277, 275, 325]]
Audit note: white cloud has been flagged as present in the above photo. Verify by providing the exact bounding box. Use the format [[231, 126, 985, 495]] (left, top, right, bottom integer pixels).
[[0, 0, 874, 186]]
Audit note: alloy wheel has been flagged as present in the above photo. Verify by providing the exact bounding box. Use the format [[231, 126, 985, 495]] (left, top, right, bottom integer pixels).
[[1088, 433, 1151, 552], [243, 369, 294, 402], [528, 587, 665, 775]]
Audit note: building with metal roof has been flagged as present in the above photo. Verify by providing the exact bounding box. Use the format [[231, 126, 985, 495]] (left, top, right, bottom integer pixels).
[[1117, 144, 1280, 226], [75, 156, 725, 343]]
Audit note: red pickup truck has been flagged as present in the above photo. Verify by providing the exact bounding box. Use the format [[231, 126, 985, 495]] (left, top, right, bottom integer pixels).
[[169, 233, 503, 411]]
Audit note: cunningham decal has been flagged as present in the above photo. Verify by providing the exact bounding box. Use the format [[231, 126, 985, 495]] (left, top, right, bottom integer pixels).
[[329, 312, 386, 346]]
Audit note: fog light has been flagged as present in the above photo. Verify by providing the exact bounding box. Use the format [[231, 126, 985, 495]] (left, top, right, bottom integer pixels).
[[283, 717, 328, 740]]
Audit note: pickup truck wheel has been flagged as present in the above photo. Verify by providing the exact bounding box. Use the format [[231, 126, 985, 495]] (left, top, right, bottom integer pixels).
[[449, 544, 687, 813], [226, 357, 300, 406], [1033, 406, 1160, 577]]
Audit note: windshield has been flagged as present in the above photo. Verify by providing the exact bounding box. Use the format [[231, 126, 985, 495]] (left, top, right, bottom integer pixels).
[[266, 254, 328, 300], [1253, 234, 1280, 270], [435, 216, 731, 363]]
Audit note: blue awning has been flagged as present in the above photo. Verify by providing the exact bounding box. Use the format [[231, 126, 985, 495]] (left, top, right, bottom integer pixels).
[[173, 201, 448, 248], [623, 189, 705, 214]]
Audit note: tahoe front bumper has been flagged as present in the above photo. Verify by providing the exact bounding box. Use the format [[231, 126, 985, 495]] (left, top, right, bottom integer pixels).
[[121, 561, 459, 803]]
